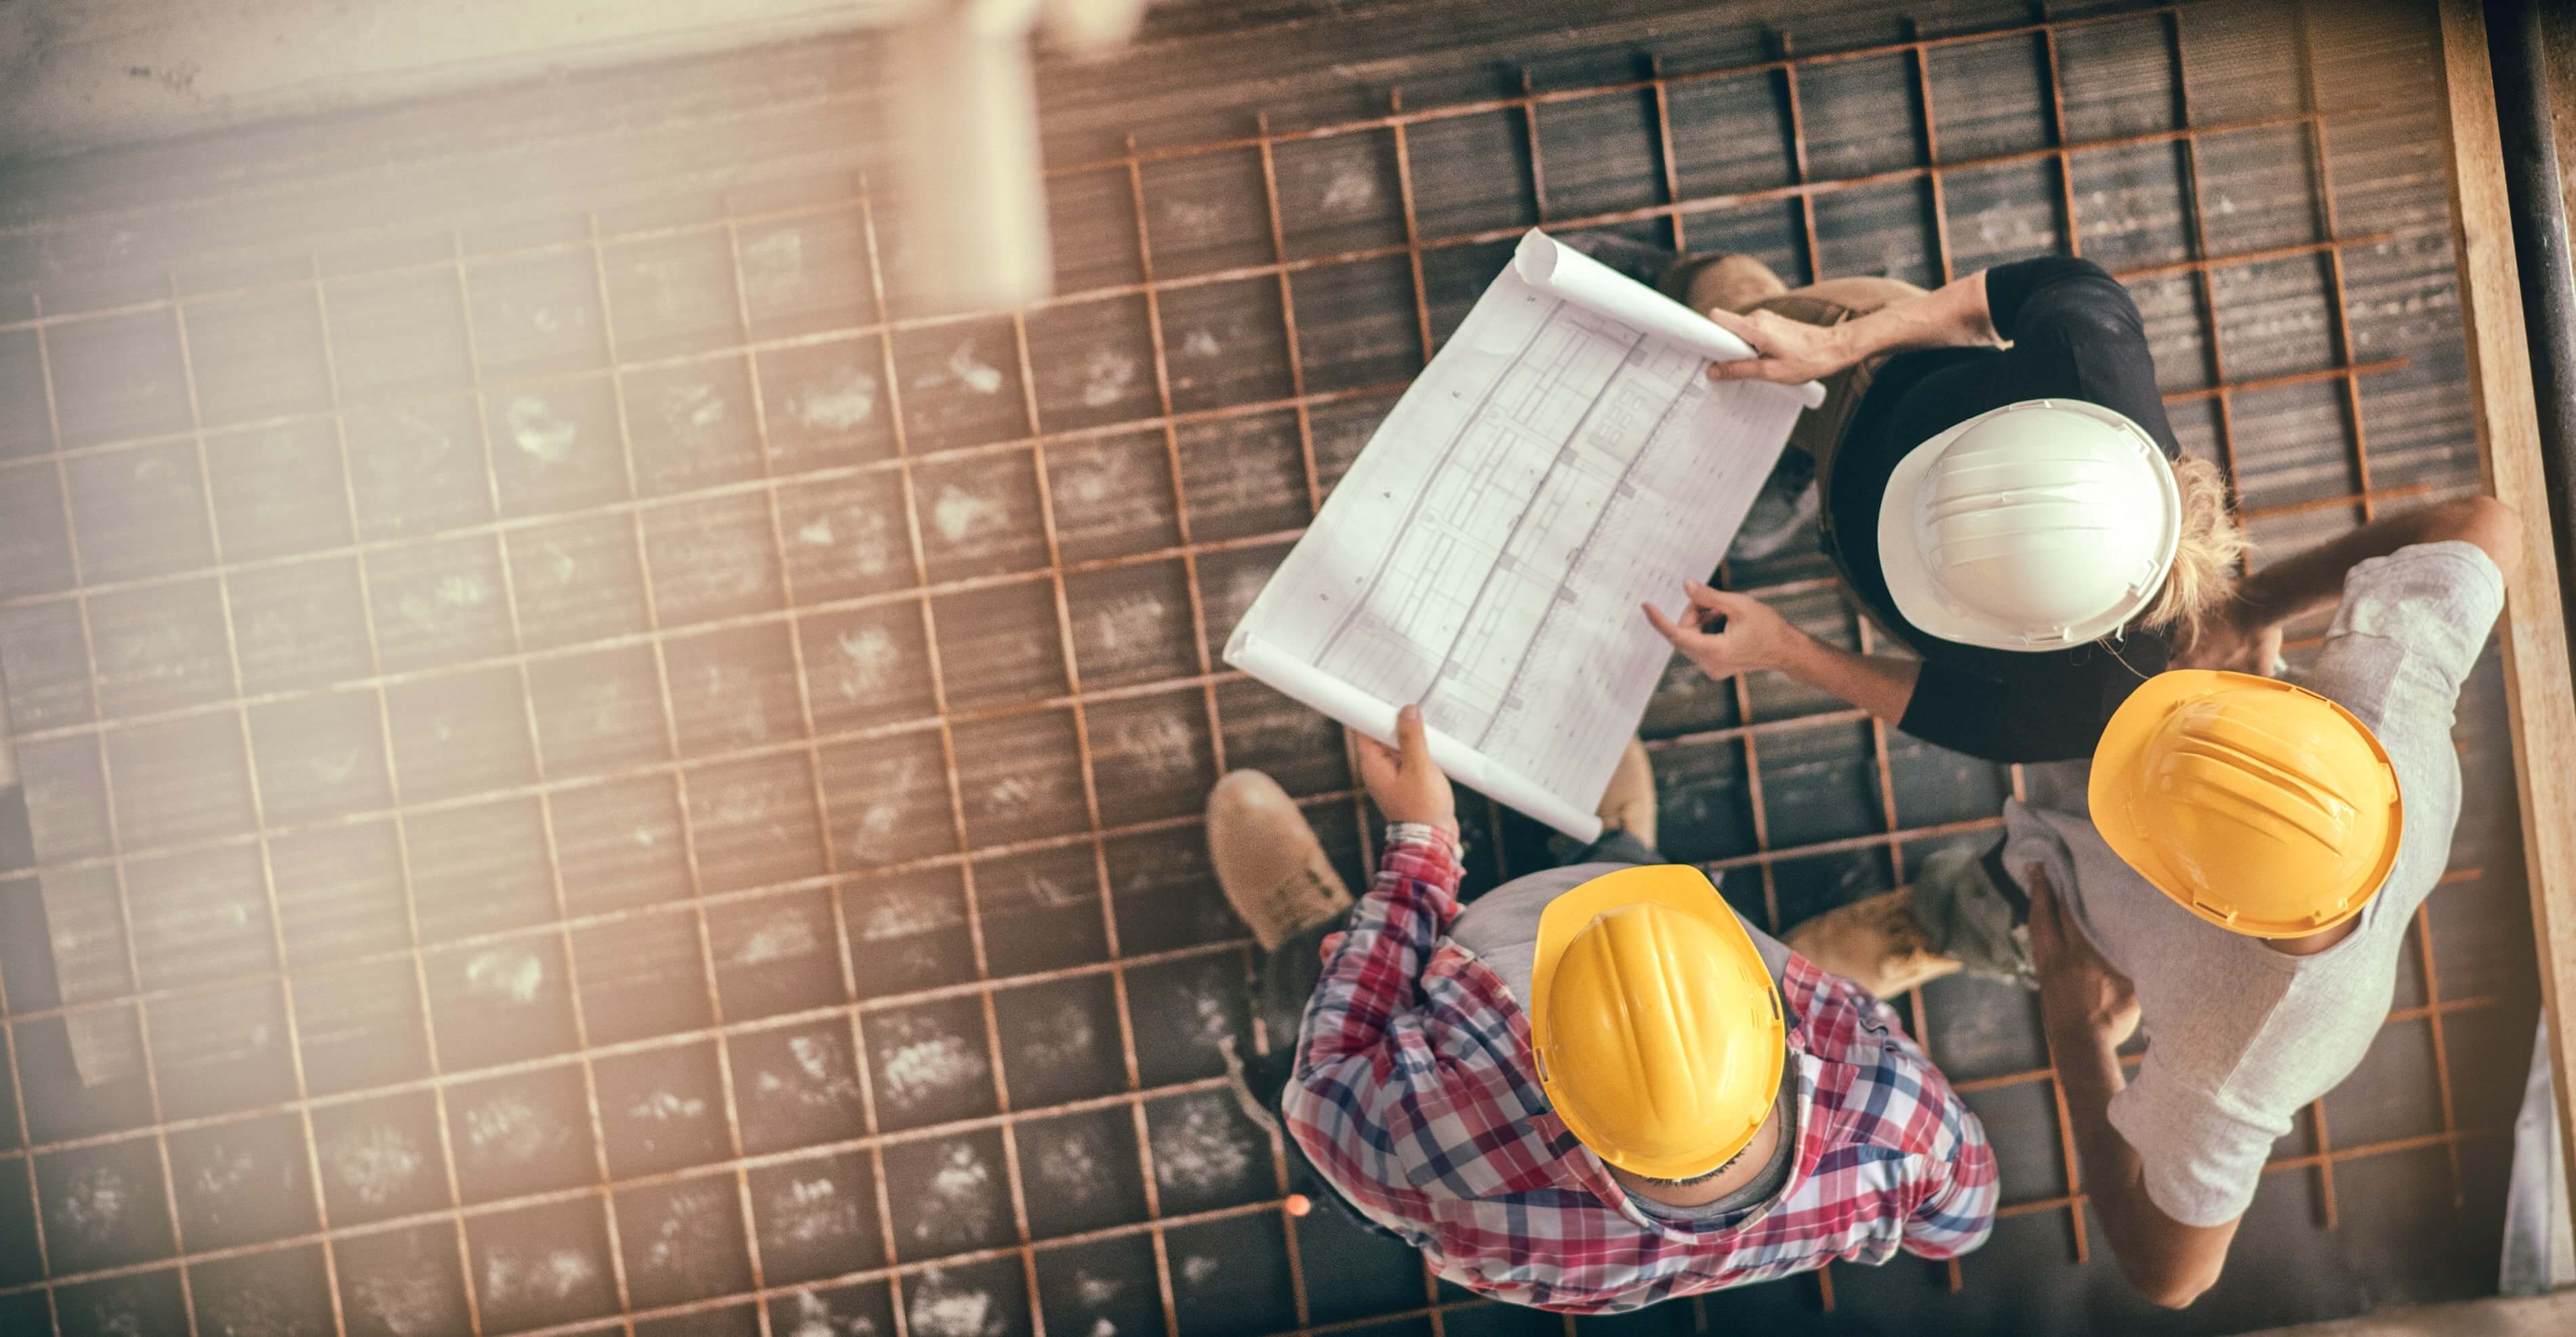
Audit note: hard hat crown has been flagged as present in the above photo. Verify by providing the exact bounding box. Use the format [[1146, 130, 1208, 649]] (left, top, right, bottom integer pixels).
[[1529, 866, 1783, 1180], [1880, 399, 2181, 650], [2091, 671, 2402, 938]]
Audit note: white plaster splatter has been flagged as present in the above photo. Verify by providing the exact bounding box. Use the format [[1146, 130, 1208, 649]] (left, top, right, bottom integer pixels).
[[946, 340, 1005, 395], [1090, 1319, 1117, 1337], [482, 1246, 597, 1304], [910, 1268, 1006, 1337], [662, 379, 729, 435], [799, 365, 881, 431], [851, 757, 920, 858], [916, 1142, 997, 1245], [1155, 1094, 1254, 1194], [352, 1271, 451, 1337], [787, 1285, 884, 1337], [1116, 713, 1197, 778], [628, 1090, 709, 1123], [325, 1123, 422, 1208], [462, 1094, 558, 1162], [1090, 593, 1167, 653], [190, 1145, 260, 1200], [1020, 1006, 1097, 1070], [737, 909, 820, 964], [769, 1173, 862, 1245], [877, 1017, 988, 1112], [506, 395, 578, 464], [860, 887, 967, 940], [984, 774, 1036, 814], [835, 625, 900, 701], [1076, 1273, 1124, 1307], [1164, 200, 1226, 236], [464, 948, 545, 1003], [1035, 1129, 1110, 1203], [1181, 1255, 1222, 1286], [1081, 348, 1138, 407], [1182, 328, 1222, 358], [1320, 167, 1378, 212], [58, 1165, 131, 1241], [849, 506, 897, 576], [798, 515, 837, 546], [931, 485, 1005, 545], [642, 1186, 731, 1274]]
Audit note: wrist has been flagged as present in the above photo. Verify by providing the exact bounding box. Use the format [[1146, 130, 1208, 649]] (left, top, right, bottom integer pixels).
[[1385, 819, 1462, 852], [1819, 318, 1870, 372]]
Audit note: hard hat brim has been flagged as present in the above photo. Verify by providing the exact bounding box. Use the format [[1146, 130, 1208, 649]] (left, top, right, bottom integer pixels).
[[2089, 669, 2404, 939], [1876, 399, 2182, 652], [1529, 864, 1785, 1182]]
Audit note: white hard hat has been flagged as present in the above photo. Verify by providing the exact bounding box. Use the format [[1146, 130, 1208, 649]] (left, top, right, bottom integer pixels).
[[1877, 399, 2181, 651]]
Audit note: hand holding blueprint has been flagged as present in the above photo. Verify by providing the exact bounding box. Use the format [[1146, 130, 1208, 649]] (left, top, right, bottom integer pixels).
[[1223, 230, 1818, 839]]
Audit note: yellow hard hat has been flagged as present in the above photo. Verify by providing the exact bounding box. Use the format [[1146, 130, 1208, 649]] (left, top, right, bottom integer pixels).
[[2091, 670, 2402, 939], [1528, 865, 1784, 1180]]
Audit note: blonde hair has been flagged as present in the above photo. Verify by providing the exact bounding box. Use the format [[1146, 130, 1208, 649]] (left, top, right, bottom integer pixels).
[[2133, 455, 2247, 643]]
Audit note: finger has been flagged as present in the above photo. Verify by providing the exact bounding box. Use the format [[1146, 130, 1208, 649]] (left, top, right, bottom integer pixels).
[[1706, 357, 1785, 382], [1394, 704, 1432, 771], [1641, 601, 1690, 645], [1683, 580, 1756, 614]]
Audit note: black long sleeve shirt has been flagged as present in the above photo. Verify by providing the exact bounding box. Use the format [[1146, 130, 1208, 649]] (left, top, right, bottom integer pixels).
[[1824, 256, 2183, 763]]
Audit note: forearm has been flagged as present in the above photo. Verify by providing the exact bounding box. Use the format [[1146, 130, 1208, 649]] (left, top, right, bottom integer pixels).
[[1822, 270, 1998, 367], [2049, 1025, 2233, 1306], [2238, 496, 2526, 626], [1779, 634, 1920, 725], [1294, 823, 1462, 1071]]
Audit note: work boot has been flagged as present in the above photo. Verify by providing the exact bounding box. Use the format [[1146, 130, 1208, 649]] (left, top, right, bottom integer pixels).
[[1786, 889, 1964, 999], [1659, 252, 1790, 316], [1206, 770, 1352, 953], [1597, 738, 1658, 850]]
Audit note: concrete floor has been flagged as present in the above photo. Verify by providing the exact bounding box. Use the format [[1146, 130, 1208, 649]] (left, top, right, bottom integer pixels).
[[0, 1, 2543, 1335]]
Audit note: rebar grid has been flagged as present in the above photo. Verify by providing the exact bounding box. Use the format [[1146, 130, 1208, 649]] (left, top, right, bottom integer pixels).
[[0, 3, 2508, 1335]]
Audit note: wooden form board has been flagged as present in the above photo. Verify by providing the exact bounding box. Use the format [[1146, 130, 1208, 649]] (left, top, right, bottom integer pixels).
[[2434, 0, 2576, 1201]]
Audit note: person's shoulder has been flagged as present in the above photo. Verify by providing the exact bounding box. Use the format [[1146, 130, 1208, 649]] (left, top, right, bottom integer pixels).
[[1785, 959, 1962, 1146]]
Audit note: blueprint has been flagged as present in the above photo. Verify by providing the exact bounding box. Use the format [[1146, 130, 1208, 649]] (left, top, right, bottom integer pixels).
[[1225, 230, 1815, 839]]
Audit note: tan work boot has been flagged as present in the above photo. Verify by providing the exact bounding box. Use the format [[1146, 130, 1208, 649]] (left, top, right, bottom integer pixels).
[[1658, 253, 1790, 316], [1206, 771, 1352, 953], [1786, 889, 1963, 999], [1596, 738, 1657, 850]]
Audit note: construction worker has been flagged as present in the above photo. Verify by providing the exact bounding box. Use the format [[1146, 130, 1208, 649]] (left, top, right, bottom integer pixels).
[[1561, 240, 2245, 767], [1787, 496, 2524, 1306], [1206, 707, 1996, 1313]]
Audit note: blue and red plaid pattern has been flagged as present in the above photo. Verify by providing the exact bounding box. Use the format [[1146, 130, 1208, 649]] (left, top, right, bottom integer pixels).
[[1283, 825, 1998, 1313]]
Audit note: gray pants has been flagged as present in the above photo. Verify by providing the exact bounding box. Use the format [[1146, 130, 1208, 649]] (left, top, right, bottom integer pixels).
[[1907, 842, 2039, 989]]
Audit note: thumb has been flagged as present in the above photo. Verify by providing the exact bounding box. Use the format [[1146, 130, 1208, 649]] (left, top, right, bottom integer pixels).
[[1394, 704, 1432, 770]]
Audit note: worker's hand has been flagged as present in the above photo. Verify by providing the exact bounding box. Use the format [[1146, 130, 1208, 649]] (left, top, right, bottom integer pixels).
[[2029, 866, 2140, 1052], [1353, 704, 1458, 839], [2173, 593, 2286, 677], [1703, 306, 1852, 384], [1643, 580, 1805, 681]]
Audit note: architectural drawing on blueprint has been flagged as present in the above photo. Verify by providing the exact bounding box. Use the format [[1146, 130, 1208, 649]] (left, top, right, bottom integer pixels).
[[1226, 231, 1810, 839]]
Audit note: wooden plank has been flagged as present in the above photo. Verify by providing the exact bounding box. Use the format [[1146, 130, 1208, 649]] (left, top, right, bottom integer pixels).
[[2434, 0, 2576, 1204]]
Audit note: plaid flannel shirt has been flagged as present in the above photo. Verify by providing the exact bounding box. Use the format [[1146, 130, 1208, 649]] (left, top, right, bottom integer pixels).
[[1282, 825, 1997, 1313]]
